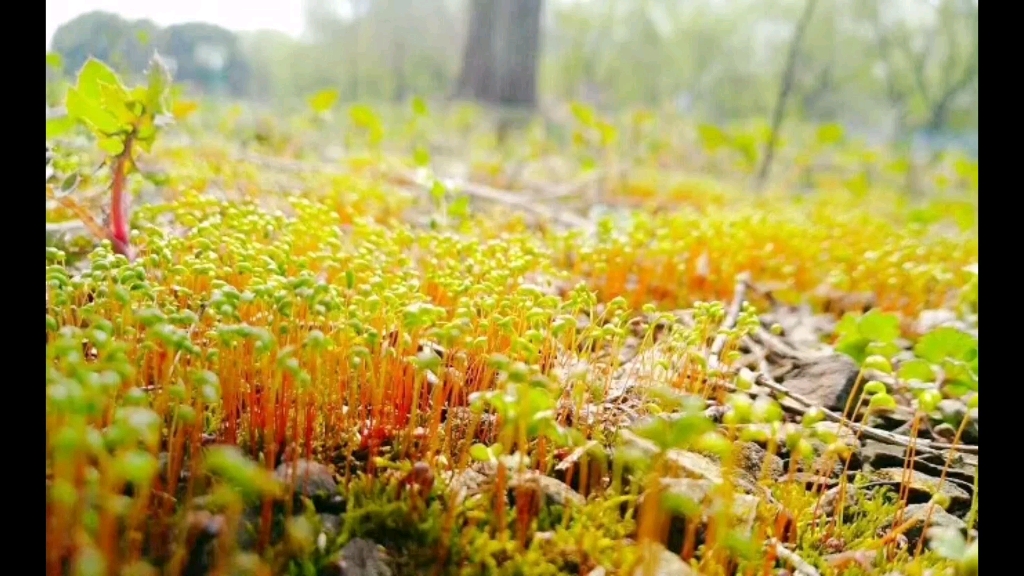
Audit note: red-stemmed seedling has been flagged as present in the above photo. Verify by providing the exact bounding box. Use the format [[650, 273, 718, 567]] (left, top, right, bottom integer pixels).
[[46, 53, 175, 261]]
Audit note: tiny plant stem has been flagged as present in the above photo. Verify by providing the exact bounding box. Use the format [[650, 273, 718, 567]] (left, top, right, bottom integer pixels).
[[911, 411, 971, 558], [887, 412, 922, 558], [965, 462, 978, 534], [109, 130, 137, 258]]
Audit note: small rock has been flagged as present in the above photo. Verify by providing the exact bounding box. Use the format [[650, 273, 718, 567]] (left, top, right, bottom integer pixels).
[[664, 450, 724, 484], [863, 405, 916, 432], [319, 513, 342, 539], [931, 423, 958, 441], [780, 354, 861, 411], [236, 506, 263, 551], [820, 484, 860, 518], [867, 469, 972, 513], [915, 309, 964, 335], [275, 459, 341, 511], [508, 470, 586, 508], [734, 442, 784, 483], [934, 400, 978, 444], [937, 399, 968, 423], [896, 503, 967, 548], [860, 441, 974, 485], [653, 477, 761, 540], [335, 538, 392, 576], [786, 473, 838, 489], [181, 510, 225, 576]]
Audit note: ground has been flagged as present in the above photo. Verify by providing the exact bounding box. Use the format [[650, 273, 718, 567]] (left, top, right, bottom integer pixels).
[[46, 102, 978, 576]]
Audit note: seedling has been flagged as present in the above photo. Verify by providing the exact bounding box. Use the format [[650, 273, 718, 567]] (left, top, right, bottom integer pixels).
[[46, 54, 175, 260]]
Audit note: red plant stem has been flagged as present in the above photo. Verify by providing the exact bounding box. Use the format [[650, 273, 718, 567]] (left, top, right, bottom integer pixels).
[[109, 132, 136, 259]]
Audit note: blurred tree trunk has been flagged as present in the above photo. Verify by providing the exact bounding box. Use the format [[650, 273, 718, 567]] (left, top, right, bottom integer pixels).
[[755, 0, 819, 191], [494, 0, 543, 107], [456, 0, 499, 102], [393, 37, 408, 102], [456, 0, 543, 108]]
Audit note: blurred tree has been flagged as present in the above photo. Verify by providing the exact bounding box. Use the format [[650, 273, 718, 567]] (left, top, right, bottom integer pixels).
[[299, 0, 459, 102], [855, 0, 978, 140], [159, 23, 253, 98], [51, 11, 159, 78], [456, 0, 544, 108]]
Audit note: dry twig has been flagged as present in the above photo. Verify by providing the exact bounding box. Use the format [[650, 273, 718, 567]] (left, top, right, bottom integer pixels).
[[770, 539, 822, 576], [707, 272, 752, 372]]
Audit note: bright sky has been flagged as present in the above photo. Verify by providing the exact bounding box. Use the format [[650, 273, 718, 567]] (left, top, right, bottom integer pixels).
[[46, 0, 307, 49]]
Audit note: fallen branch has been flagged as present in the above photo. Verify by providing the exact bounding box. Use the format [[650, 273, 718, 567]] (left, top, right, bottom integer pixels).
[[770, 539, 822, 576], [752, 371, 977, 456], [402, 171, 591, 230], [708, 272, 752, 372], [712, 274, 977, 459], [233, 150, 593, 230]]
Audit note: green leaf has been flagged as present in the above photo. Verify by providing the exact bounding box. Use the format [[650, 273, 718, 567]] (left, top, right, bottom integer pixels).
[[835, 336, 868, 362], [632, 417, 671, 450], [172, 99, 200, 120], [596, 121, 618, 147], [76, 59, 125, 103], [60, 173, 80, 194], [469, 443, 492, 462], [66, 87, 123, 135], [834, 313, 860, 339], [349, 104, 381, 130], [413, 144, 431, 167], [816, 123, 845, 146], [46, 116, 78, 139], [858, 310, 900, 343], [865, 341, 901, 359], [135, 137, 154, 154], [430, 180, 447, 202], [915, 327, 977, 364], [449, 195, 471, 219], [697, 124, 729, 151], [411, 95, 428, 116], [98, 137, 125, 155], [942, 359, 977, 391], [308, 89, 339, 115], [99, 82, 134, 123], [145, 52, 173, 115], [570, 102, 595, 126], [897, 359, 936, 382], [46, 52, 63, 70]]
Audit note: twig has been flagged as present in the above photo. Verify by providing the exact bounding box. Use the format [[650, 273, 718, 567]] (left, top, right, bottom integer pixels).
[[404, 171, 591, 229], [234, 150, 593, 230], [712, 274, 977, 459], [752, 372, 977, 456], [770, 539, 822, 576], [528, 169, 607, 201], [708, 272, 752, 372]]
